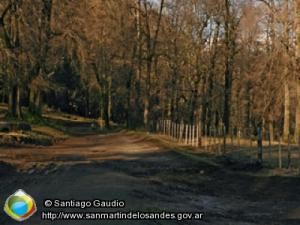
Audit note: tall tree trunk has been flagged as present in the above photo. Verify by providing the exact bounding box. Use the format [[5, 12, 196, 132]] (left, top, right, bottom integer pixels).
[[283, 80, 290, 140], [283, 0, 290, 141], [15, 84, 21, 118], [170, 35, 180, 122], [142, 0, 164, 130], [207, 23, 220, 131], [85, 88, 90, 117], [244, 81, 251, 134], [108, 75, 112, 121], [8, 84, 21, 118], [130, 0, 142, 128], [223, 0, 236, 134], [295, 0, 300, 142], [29, 88, 35, 113], [100, 89, 110, 129], [29, 0, 53, 117], [29, 87, 42, 116], [8, 86, 15, 116], [143, 60, 151, 129], [269, 120, 274, 143]]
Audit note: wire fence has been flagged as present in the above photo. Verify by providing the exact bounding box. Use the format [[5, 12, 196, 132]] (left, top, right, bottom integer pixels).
[[155, 119, 300, 169]]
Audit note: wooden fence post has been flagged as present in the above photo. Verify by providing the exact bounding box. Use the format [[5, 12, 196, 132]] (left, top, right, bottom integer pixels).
[[192, 125, 195, 146], [166, 120, 168, 136], [171, 121, 175, 139], [189, 124, 192, 145], [298, 136, 300, 174], [179, 122, 184, 143], [211, 128, 215, 151], [185, 124, 188, 145], [205, 124, 208, 149], [159, 120, 162, 134], [199, 122, 202, 147], [223, 124, 226, 154], [231, 128, 234, 146], [196, 124, 199, 147], [257, 127, 263, 163], [165, 120, 167, 136], [177, 123, 180, 141], [238, 130, 241, 151], [208, 128, 212, 150], [268, 131, 272, 161], [287, 133, 291, 169], [217, 127, 221, 155], [278, 135, 282, 169], [173, 122, 176, 139]]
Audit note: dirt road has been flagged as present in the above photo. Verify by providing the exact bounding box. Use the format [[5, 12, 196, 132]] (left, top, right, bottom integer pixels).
[[0, 132, 300, 225]]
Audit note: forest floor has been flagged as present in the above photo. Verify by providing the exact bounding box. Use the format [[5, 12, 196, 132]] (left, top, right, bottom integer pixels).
[[1, 127, 300, 225], [0, 103, 106, 146]]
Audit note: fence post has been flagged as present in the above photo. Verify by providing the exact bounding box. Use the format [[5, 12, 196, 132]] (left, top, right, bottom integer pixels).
[[268, 131, 272, 161], [185, 124, 188, 145], [205, 124, 208, 150], [278, 135, 282, 169], [173, 122, 175, 139], [298, 136, 300, 174], [199, 122, 202, 147], [231, 128, 234, 146], [196, 124, 199, 147], [173, 122, 176, 139], [287, 133, 291, 169], [189, 124, 192, 145], [159, 120, 162, 134], [238, 130, 241, 151], [179, 122, 184, 143], [223, 124, 226, 154], [165, 120, 167, 136], [212, 128, 216, 151], [208, 128, 212, 150], [177, 123, 180, 141], [192, 125, 195, 146], [257, 127, 263, 163], [172, 122, 174, 139], [166, 120, 169, 136]]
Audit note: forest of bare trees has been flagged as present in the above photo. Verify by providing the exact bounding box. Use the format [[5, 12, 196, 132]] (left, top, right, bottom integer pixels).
[[0, 0, 300, 142]]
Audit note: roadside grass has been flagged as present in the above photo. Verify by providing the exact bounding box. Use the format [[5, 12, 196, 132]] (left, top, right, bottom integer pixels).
[[128, 131, 300, 178]]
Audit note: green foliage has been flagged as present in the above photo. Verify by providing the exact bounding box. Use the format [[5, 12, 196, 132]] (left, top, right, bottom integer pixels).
[[23, 112, 45, 125]]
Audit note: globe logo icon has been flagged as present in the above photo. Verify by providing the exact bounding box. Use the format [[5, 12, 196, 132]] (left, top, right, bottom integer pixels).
[[4, 189, 37, 221]]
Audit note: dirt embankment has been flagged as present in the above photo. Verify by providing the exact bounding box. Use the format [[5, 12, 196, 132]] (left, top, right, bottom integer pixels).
[[0, 109, 105, 147]]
